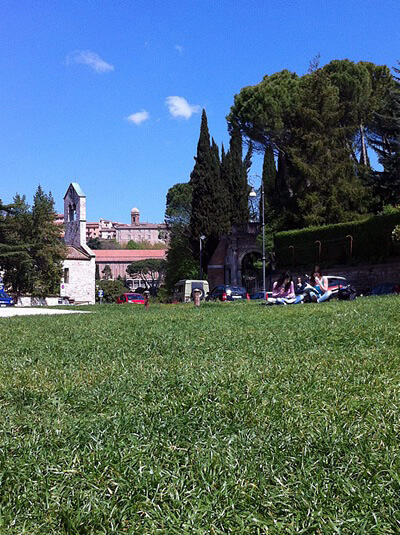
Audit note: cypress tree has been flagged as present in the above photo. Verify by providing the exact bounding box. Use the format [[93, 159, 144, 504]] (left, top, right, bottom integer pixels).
[[190, 110, 213, 241], [190, 111, 235, 267], [262, 147, 276, 197], [210, 138, 230, 235], [229, 125, 250, 225], [261, 147, 276, 224], [220, 143, 232, 223]]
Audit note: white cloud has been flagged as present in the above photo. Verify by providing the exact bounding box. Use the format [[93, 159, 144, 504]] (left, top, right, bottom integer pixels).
[[165, 96, 200, 119], [175, 44, 183, 55], [66, 50, 114, 73], [126, 110, 150, 125]]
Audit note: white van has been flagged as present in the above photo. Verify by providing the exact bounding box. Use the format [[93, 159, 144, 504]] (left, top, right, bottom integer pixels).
[[173, 280, 210, 303]]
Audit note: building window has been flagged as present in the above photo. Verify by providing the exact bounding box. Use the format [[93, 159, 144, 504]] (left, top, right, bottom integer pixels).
[[68, 203, 76, 222], [64, 268, 70, 283]]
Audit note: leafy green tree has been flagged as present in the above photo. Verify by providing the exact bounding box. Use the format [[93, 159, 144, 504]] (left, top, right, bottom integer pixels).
[[228, 69, 300, 154], [1, 187, 65, 297], [126, 240, 142, 250], [30, 186, 65, 296], [368, 63, 400, 207], [125, 239, 167, 250], [164, 232, 199, 291], [227, 61, 398, 228], [392, 225, 400, 242], [289, 69, 371, 225], [0, 197, 33, 296], [228, 69, 301, 230], [116, 274, 130, 289], [126, 259, 166, 295], [99, 239, 121, 250], [322, 60, 372, 163], [97, 279, 126, 303], [164, 182, 198, 290], [165, 182, 192, 226], [87, 237, 102, 249], [102, 265, 112, 280]]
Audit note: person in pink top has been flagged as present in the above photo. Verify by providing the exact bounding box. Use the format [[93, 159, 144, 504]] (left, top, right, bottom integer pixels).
[[272, 271, 297, 304]]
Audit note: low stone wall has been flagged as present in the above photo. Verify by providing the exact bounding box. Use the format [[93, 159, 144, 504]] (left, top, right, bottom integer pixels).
[[292, 261, 400, 294], [16, 296, 69, 307]]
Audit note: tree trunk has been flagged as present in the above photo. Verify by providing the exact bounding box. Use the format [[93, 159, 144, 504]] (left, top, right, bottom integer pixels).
[[360, 123, 368, 165]]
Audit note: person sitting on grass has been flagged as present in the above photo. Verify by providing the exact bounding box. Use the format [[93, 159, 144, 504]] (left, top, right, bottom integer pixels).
[[272, 271, 298, 305], [294, 276, 308, 303], [309, 266, 332, 303]]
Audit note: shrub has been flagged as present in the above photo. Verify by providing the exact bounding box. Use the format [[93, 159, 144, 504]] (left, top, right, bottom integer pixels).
[[392, 225, 400, 243], [97, 279, 127, 303], [274, 212, 400, 268]]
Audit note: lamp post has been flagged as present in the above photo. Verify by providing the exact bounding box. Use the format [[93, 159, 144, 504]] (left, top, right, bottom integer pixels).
[[249, 175, 266, 298], [199, 235, 206, 279]]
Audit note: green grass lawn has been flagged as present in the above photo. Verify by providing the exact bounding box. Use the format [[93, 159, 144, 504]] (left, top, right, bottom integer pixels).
[[1, 297, 400, 534]]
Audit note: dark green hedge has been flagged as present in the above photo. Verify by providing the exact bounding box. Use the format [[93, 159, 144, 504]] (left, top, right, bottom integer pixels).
[[274, 212, 400, 268]]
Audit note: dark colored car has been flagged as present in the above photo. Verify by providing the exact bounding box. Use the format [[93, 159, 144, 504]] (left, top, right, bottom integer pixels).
[[117, 293, 146, 304], [0, 289, 14, 307], [370, 283, 400, 296], [206, 285, 250, 302], [249, 291, 272, 300]]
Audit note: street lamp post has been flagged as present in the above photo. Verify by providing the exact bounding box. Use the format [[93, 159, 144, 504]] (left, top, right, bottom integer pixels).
[[249, 175, 266, 298], [199, 235, 206, 279]]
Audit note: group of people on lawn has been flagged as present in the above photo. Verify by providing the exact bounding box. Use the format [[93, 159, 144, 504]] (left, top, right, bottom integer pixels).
[[270, 266, 332, 305]]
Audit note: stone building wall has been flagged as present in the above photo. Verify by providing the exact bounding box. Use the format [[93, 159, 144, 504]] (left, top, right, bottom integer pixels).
[[61, 257, 96, 304]]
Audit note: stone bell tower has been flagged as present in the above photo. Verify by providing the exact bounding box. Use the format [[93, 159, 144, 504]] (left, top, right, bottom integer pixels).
[[64, 183, 89, 251], [61, 182, 95, 305], [131, 207, 140, 225]]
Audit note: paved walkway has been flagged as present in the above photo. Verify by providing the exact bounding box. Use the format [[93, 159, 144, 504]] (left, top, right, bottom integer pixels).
[[0, 307, 91, 318]]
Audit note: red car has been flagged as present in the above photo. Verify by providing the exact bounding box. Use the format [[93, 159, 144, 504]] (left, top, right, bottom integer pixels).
[[117, 293, 145, 304]]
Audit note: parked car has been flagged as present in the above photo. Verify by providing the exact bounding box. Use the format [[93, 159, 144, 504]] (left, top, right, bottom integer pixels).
[[206, 285, 250, 302], [117, 293, 146, 304], [300, 275, 356, 302], [325, 276, 349, 292], [369, 283, 400, 296], [249, 291, 272, 300], [0, 289, 14, 307], [173, 280, 210, 303]]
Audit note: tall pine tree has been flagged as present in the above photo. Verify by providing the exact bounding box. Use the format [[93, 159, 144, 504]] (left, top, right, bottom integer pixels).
[[30, 186, 65, 295], [289, 69, 371, 226], [0, 196, 33, 295], [368, 63, 400, 207]]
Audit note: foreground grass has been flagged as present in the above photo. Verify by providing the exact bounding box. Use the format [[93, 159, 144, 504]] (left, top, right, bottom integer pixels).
[[0, 297, 399, 534]]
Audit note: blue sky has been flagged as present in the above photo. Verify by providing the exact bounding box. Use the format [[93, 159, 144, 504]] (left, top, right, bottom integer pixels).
[[1, 0, 399, 223]]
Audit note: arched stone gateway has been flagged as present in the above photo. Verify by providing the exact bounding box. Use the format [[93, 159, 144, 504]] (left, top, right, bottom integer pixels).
[[241, 251, 262, 294], [208, 223, 266, 291]]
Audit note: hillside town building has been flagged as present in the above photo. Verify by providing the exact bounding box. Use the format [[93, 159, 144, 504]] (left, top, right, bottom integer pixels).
[[94, 249, 167, 289], [57, 208, 168, 245]]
